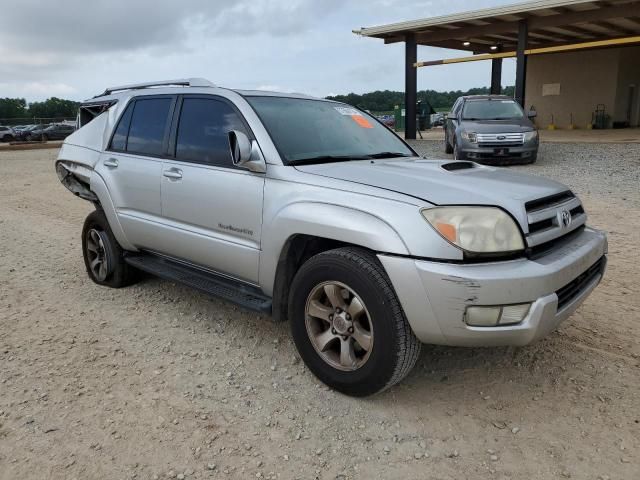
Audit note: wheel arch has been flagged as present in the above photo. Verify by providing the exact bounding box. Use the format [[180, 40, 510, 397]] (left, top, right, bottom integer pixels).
[[261, 202, 410, 322], [88, 171, 137, 251]]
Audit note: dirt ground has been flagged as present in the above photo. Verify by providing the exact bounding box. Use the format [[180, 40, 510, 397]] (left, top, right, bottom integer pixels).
[[0, 147, 638, 480]]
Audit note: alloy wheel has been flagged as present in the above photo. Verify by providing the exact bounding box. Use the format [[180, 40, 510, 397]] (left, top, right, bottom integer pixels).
[[86, 228, 110, 281], [304, 281, 374, 371]]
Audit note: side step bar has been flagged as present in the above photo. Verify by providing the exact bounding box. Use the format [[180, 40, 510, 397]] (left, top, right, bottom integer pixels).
[[125, 254, 272, 314]]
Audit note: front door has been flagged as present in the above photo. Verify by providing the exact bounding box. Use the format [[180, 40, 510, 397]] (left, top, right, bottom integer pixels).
[[159, 95, 264, 284]]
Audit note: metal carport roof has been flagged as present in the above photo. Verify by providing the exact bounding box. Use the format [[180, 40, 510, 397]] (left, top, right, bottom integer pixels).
[[354, 0, 640, 54]]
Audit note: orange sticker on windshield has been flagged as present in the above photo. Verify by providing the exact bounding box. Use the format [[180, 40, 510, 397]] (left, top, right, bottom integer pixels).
[[351, 115, 373, 128]]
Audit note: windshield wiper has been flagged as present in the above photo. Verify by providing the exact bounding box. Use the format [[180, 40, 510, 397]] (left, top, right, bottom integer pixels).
[[289, 155, 370, 166], [366, 152, 413, 159]]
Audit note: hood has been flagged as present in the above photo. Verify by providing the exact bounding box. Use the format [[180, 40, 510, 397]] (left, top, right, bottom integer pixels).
[[461, 118, 534, 133], [295, 158, 569, 229]]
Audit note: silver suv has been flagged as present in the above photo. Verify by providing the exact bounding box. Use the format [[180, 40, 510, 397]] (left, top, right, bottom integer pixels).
[[56, 79, 607, 396]]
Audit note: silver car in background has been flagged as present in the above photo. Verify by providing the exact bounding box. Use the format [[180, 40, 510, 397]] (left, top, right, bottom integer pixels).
[[445, 95, 539, 164], [56, 79, 606, 396]]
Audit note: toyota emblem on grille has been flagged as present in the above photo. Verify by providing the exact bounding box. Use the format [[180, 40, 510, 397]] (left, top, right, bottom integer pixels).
[[497, 135, 506, 140], [558, 209, 572, 228]]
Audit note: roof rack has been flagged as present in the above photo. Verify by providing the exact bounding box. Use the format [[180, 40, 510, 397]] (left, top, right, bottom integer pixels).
[[96, 78, 214, 97]]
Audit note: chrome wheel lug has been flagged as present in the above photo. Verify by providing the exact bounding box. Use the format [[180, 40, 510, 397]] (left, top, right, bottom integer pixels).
[[331, 328, 337, 335], [347, 326, 354, 334]]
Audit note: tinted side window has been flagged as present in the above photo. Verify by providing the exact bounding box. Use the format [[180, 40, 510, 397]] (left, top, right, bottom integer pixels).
[[126, 98, 172, 156], [110, 103, 134, 151], [175, 98, 247, 167]]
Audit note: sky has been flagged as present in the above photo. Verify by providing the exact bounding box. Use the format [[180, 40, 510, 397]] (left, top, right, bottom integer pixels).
[[0, 0, 520, 102]]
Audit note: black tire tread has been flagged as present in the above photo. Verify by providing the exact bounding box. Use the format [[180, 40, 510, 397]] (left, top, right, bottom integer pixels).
[[305, 247, 421, 393], [82, 209, 137, 288]]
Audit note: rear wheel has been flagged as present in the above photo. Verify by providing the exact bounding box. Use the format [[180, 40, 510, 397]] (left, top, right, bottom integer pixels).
[[289, 247, 420, 396], [82, 210, 137, 288]]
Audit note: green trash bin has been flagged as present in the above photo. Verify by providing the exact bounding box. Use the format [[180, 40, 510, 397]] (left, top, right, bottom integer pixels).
[[393, 105, 405, 132]]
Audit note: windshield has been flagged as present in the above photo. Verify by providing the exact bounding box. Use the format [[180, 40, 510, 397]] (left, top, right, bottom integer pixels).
[[462, 99, 524, 120], [246, 96, 415, 164]]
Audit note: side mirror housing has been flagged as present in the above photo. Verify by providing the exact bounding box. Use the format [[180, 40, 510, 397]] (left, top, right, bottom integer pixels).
[[228, 130, 266, 173], [527, 109, 537, 119]]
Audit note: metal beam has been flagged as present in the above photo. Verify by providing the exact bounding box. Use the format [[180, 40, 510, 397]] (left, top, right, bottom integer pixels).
[[515, 20, 528, 107], [491, 57, 502, 95], [405, 34, 417, 140], [414, 35, 640, 67]]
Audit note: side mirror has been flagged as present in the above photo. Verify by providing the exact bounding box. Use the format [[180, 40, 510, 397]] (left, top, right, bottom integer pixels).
[[527, 109, 537, 119], [228, 130, 266, 173], [229, 130, 252, 166]]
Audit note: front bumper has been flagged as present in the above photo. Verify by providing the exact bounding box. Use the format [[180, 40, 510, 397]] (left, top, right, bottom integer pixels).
[[378, 227, 607, 347], [459, 139, 538, 162]]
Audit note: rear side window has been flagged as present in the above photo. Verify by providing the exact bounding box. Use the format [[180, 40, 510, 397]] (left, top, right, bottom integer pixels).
[[126, 97, 172, 156], [175, 98, 248, 167], [110, 103, 134, 151]]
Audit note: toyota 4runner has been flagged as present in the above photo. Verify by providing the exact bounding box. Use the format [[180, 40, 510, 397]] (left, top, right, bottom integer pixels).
[[56, 78, 607, 396]]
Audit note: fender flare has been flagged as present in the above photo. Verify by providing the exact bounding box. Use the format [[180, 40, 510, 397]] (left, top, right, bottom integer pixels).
[[89, 172, 137, 251], [259, 201, 409, 295]]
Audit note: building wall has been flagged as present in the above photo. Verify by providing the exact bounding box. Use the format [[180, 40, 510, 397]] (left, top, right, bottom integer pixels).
[[613, 47, 640, 127], [525, 48, 621, 129]]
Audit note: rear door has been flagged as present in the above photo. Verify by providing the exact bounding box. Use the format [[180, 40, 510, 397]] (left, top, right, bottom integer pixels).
[[158, 94, 265, 284], [96, 95, 175, 251]]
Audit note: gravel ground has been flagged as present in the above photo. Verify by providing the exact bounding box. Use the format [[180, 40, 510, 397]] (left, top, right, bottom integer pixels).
[[1, 145, 639, 480]]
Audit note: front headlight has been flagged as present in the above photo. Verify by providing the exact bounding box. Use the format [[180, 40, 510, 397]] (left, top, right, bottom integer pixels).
[[524, 130, 538, 142], [421, 206, 524, 253], [460, 131, 477, 143]]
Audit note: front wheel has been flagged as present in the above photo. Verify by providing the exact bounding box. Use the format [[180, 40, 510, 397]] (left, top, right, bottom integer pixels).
[[82, 210, 137, 288], [453, 140, 464, 160], [289, 247, 421, 396], [444, 131, 453, 154]]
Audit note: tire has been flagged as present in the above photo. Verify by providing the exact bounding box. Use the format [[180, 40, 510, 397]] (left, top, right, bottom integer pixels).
[[453, 140, 464, 160], [2, 134, 12, 142], [444, 132, 453, 154], [289, 247, 421, 397], [82, 209, 137, 288]]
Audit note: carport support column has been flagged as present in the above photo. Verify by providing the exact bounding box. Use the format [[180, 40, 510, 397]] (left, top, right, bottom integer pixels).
[[515, 19, 528, 107], [490, 57, 502, 95], [405, 34, 417, 140]]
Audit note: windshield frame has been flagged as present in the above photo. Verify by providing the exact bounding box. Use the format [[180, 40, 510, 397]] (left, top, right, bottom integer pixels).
[[242, 95, 418, 166], [461, 98, 525, 121]]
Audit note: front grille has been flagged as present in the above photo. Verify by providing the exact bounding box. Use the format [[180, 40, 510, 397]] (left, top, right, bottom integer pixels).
[[524, 191, 587, 248], [556, 257, 606, 310], [477, 132, 524, 147]]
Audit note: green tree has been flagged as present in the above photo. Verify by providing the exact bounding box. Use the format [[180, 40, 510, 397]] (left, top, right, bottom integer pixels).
[[326, 86, 515, 113], [28, 97, 80, 119], [0, 98, 28, 119]]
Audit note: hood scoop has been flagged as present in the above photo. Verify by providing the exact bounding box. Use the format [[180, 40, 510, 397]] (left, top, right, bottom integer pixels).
[[441, 161, 475, 171]]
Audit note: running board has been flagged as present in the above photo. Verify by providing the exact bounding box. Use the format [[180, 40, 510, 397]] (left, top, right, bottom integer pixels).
[[124, 254, 272, 314]]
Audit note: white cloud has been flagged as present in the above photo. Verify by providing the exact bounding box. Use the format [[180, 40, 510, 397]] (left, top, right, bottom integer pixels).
[[0, 0, 520, 101]]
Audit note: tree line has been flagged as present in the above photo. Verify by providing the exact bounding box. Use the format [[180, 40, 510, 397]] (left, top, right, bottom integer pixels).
[[1, 86, 516, 121], [0, 97, 80, 121], [326, 86, 515, 112]]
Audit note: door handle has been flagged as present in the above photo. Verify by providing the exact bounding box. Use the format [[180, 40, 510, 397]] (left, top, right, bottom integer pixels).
[[163, 168, 183, 180], [103, 158, 118, 168]]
